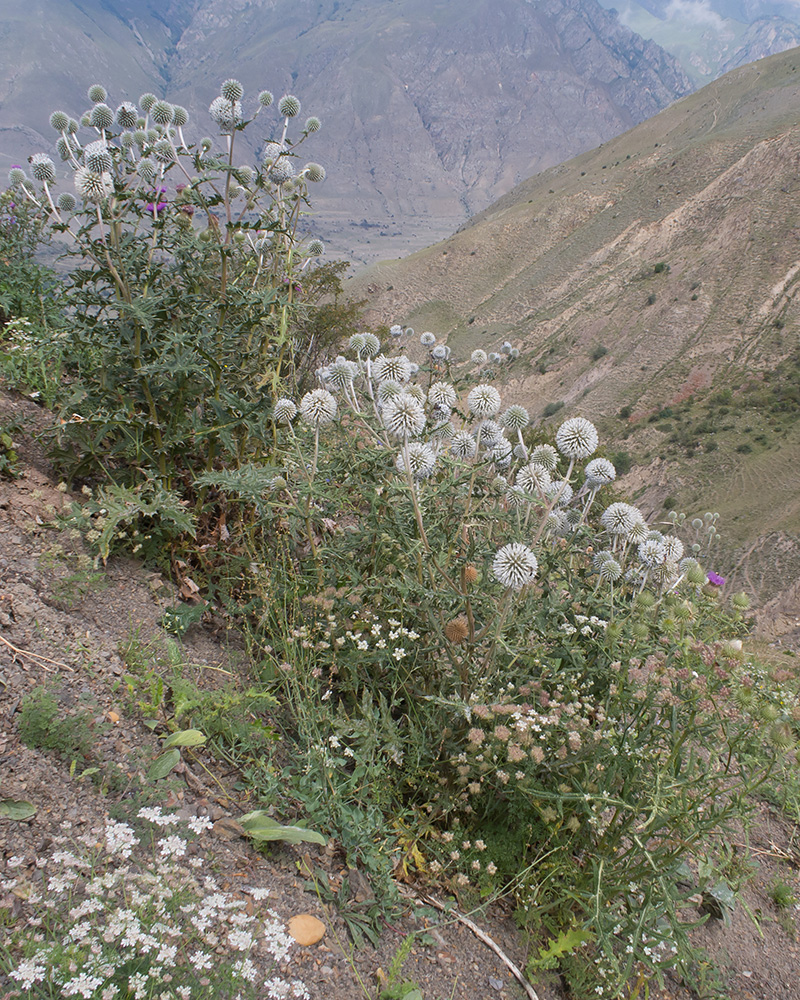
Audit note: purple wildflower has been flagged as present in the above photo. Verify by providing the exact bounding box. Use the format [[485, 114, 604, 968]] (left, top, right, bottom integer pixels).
[[707, 571, 726, 586]]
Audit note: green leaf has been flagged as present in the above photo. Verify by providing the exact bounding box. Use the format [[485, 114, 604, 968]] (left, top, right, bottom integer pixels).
[[239, 811, 326, 846], [162, 729, 206, 749], [147, 748, 181, 781], [527, 925, 594, 972], [0, 799, 36, 820]]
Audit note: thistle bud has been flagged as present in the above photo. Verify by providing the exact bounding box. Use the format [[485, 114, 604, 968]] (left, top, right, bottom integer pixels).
[[30, 153, 56, 183], [150, 100, 174, 126], [220, 79, 244, 103], [57, 192, 76, 211], [90, 104, 114, 130], [258, 90, 274, 107], [139, 93, 157, 114], [88, 84, 107, 104], [304, 116, 321, 133], [115, 103, 138, 129], [50, 110, 70, 132], [172, 105, 188, 128], [278, 94, 301, 117], [8, 167, 27, 186], [307, 239, 324, 256], [303, 162, 325, 182]]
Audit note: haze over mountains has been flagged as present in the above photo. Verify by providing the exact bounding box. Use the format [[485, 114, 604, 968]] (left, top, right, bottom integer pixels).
[[1, 0, 693, 261]]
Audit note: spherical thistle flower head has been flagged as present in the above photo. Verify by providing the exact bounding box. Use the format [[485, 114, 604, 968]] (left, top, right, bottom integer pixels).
[[373, 354, 412, 383], [377, 379, 403, 405], [74, 166, 113, 202], [273, 398, 297, 423], [428, 382, 456, 408], [662, 535, 684, 561], [396, 442, 437, 480], [501, 340, 513, 355], [348, 332, 366, 354], [493, 542, 538, 590], [269, 159, 295, 184], [546, 479, 573, 506], [324, 356, 359, 389], [531, 444, 559, 471], [8, 167, 28, 186], [258, 89, 274, 107], [432, 344, 451, 361], [556, 416, 598, 459], [584, 457, 616, 487], [304, 116, 321, 132], [515, 462, 551, 494], [299, 388, 337, 426], [83, 140, 112, 173], [628, 516, 649, 543], [564, 507, 581, 528], [420, 331, 437, 347], [170, 106, 188, 130], [306, 238, 324, 257], [389, 324, 404, 338], [137, 157, 156, 182], [510, 347, 520, 358], [501, 404, 529, 430], [234, 164, 254, 186], [489, 437, 513, 467], [150, 100, 174, 126], [476, 419, 504, 447], [433, 419, 455, 441], [119, 132, 134, 151], [30, 153, 56, 183], [489, 351, 502, 362], [279, 94, 301, 117], [114, 102, 138, 129], [545, 509, 568, 536], [468, 384, 501, 418], [471, 349, 488, 364], [638, 538, 667, 567], [133, 128, 147, 148], [592, 549, 614, 570], [450, 430, 477, 460], [360, 332, 381, 357], [50, 110, 70, 132], [382, 393, 426, 439], [405, 384, 426, 405], [88, 83, 107, 104], [209, 96, 242, 132], [601, 502, 645, 536], [57, 192, 76, 212], [90, 103, 114, 130], [262, 140, 288, 165], [599, 557, 622, 582], [303, 162, 325, 182], [152, 138, 174, 164], [221, 78, 244, 103], [506, 486, 529, 508]]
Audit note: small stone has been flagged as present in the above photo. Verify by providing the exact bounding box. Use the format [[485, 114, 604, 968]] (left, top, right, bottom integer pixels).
[[489, 977, 505, 991], [288, 914, 326, 946], [108, 710, 120, 723]]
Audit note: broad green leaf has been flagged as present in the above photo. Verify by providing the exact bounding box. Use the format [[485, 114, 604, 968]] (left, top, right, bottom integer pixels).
[[147, 748, 181, 781], [239, 811, 326, 846], [0, 799, 36, 820], [162, 729, 206, 749]]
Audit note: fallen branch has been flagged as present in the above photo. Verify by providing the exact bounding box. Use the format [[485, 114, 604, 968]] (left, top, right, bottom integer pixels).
[[402, 888, 540, 1000], [0, 634, 74, 673]]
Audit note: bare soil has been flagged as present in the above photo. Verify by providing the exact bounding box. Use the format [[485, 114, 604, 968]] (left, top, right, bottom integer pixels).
[[1, 389, 799, 1000]]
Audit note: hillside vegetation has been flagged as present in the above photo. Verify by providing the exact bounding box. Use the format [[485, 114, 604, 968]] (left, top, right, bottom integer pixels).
[[350, 45, 800, 621]]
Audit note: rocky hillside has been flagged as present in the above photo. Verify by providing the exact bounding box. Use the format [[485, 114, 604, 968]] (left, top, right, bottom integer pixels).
[[0, 0, 691, 261], [348, 46, 800, 626]]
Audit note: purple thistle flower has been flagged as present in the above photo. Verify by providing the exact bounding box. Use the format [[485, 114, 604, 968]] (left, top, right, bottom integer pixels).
[[707, 571, 726, 586]]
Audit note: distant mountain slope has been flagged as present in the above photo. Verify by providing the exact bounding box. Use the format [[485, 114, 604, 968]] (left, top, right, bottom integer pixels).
[[348, 46, 800, 624], [0, 0, 691, 261]]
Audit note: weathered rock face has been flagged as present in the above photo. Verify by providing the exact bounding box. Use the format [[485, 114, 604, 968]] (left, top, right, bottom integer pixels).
[[0, 0, 690, 261]]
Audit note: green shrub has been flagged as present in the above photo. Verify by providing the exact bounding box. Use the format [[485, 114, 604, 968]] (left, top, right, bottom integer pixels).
[[590, 344, 608, 361], [18, 685, 94, 765], [542, 400, 564, 417]]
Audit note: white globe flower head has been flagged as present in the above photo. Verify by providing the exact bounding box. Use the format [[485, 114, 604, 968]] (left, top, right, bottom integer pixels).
[[593, 549, 615, 570], [599, 558, 623, 582], [273, 398, 297, 423], [83, 140, 112, 174], [428, 382, 457, 408], [467, 384, 501, 418], [476, 419, 504, 448], [515, 463, 551, 494], [493, 543, 538, 590], [377, 380, 404, 406], [546, 480, 573, 506], [546, 510, 569, 536], [638, 538, 667, 568], [389, 324, 404, 338], [450, 430, 477, 460], [299, 388, 337, 427], [506, 487, 529, 509], [325, 357, 359, 390], [662, 535, 684, 562], [501, 405, 529, 430], [584, 457, 616, 487], [348, 333, 365, 354], [489, 438, 513, 467], [601, 502, 646, 537], [471, 349, 488, 364], [431, 344, 451, 361], [30, 153, 56, 183], [209, 96, 242, 132], [420, 332, 436, 346], [382, 394, 426, 439], [531, 444, 559, 471], [373, 354, 412, 383], [360, 333, 381, 357], [556, 417, 599, 459], [74, 167, 113, 202], [396, 443, 437, 480]]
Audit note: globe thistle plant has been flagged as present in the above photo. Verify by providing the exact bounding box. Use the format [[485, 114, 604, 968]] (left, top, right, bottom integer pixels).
[[382, 394, 426, 440], [467, 384, 501, 419], [279, 94, 301, 118], [299, 388, 337, 427], [555, 417, 599, 460]]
